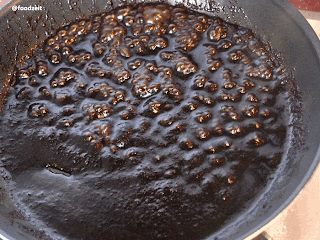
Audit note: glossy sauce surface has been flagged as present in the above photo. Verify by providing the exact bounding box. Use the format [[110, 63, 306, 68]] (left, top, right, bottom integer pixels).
[[0, 3, 291, 240]]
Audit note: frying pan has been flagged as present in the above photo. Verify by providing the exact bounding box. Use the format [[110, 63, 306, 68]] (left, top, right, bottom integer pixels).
[[0, 0, 319, 239]]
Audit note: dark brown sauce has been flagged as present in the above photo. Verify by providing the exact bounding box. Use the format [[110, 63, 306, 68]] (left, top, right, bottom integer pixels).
[[0, 3, 290, 240]]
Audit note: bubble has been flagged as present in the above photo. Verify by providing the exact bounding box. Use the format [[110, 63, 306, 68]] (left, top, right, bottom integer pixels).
[[208, 24, 227, 42], [28, 103, 48, 118]]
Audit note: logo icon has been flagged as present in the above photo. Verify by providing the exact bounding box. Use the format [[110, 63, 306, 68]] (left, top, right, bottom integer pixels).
[[12, 5, 18, 11]]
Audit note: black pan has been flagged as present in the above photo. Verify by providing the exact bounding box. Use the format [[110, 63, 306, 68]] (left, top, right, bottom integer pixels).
[[0, 0, 319, 239]]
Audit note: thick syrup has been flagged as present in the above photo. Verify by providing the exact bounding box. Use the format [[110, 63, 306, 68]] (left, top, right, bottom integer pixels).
[[0, 3, 290, 240]]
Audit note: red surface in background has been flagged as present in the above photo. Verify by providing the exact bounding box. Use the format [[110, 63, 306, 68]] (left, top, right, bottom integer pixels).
[[0, 1, 9, 10], [289, 0, 320, 11]]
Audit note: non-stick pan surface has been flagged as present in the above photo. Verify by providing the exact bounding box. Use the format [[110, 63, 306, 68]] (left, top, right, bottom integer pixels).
[[0, 0, 320, 239]]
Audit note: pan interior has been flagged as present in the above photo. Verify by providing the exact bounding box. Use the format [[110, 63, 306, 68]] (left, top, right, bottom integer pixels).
[[0, 0, 318, 239]]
